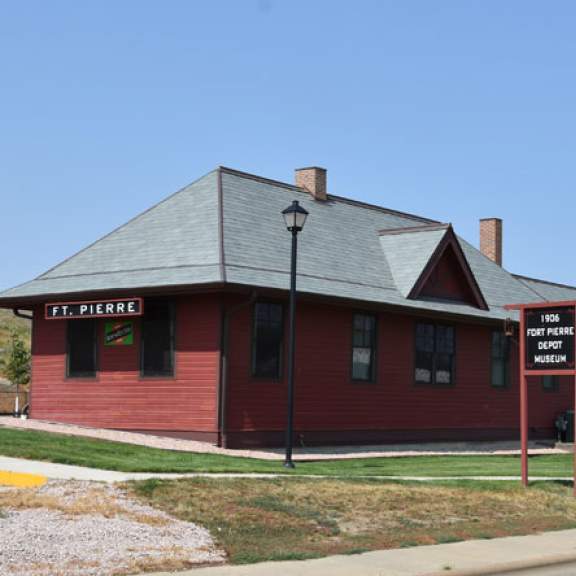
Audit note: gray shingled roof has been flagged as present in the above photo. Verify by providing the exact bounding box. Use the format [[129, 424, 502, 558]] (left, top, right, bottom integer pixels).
[[1, 171, 222, 298], [514, 275, 576, 302], [379, 226, 449, 297], [0, 166, 568, 322]]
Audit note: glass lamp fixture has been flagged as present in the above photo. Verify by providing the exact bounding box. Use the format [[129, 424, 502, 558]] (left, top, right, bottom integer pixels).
[[282, 200, 309, 232]]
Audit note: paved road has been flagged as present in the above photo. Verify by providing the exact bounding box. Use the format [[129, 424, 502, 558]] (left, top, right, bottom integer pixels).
[[149, 530, 576, 576], [494, 563, 576, 575]]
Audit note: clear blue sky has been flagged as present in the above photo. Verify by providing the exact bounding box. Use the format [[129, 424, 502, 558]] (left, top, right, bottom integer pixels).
[[1, 0, 575, 291]]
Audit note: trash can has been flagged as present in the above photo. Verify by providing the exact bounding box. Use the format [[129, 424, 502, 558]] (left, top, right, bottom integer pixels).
[[567, 410, 575, 443], [555, 411, 574, 443]]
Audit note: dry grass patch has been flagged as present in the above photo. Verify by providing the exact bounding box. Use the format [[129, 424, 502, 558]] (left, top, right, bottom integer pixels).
[[114, 548, 220, 576], [12, 560, 102, 576], [0, 483, 169, 526], [0, 489, 61, 511], [129, 478, 576, 564]]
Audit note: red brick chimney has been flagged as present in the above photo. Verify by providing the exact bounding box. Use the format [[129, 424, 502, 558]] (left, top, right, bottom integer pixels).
[[480, 218, 503, 266], [295, 167, 327, 201]]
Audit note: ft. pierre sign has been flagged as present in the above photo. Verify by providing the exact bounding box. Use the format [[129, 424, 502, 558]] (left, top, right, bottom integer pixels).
[[45, 298, 143, 320]]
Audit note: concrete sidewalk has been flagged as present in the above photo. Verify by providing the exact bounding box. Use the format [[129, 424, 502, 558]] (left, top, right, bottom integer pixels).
[[149, 529, 576, 576], [0, 455, 573, 483], [0, 456, 300, 482]]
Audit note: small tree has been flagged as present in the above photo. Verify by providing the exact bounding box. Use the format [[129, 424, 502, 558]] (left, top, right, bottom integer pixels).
[[3, 333, 30, 415]]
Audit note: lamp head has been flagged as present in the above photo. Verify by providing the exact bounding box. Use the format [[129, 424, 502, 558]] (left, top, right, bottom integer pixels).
[[282, 200, 309, 232]]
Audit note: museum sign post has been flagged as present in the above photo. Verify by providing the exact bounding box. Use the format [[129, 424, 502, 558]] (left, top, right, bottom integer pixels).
[[505, 301, 576, 493]]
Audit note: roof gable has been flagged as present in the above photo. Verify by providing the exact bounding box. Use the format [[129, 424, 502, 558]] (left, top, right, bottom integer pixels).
[[379, 225, 449, 298], [409, 227, 489, 310]]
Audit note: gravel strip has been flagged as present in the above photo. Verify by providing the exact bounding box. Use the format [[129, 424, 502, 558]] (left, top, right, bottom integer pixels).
[[0, 417, 562, 460], [0, 481, 225, 576]]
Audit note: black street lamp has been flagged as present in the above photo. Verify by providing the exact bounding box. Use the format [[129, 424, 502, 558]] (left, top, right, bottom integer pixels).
[[281, 200, 309, 469]]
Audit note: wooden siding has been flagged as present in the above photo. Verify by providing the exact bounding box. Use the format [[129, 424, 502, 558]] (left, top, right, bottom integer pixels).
[[30, 294, 221, 433], [28, 290, 571, 445], [226, 299, 572, 440]]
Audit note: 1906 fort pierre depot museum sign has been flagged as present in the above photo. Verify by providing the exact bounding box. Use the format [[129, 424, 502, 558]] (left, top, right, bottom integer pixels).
[[506, 300, 576, 494], [45, 298, 143, 320], [525, 307, 575, 371]]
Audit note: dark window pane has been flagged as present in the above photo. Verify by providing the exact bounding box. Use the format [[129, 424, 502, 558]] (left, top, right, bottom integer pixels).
[[416, 323, 435, 353], [415, 351, 434, 383], [141, 300, 174, 377], [68, 320, 97, 377], [492, 358, 506, 388], [352, 348, 371, 380], [492, 331, 506, 358], [491, 331, 509, 387], [415, 323, 455, 385], [352, 326, 365, 347], [435, 352, 453, 385], [252, 303, 283, 379], [352, 314, 377, 381], [436, 326, 454, 354], [542, 375, 559, 391]]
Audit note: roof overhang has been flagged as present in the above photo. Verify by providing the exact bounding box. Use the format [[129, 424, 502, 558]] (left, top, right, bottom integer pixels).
[[0, 282, 227, 310]]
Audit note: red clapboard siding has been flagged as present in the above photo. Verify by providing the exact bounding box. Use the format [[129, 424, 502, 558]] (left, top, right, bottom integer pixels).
[[30, 294, 221, 432], [28, 289, 571, 444], [226, 299, 572, 436]]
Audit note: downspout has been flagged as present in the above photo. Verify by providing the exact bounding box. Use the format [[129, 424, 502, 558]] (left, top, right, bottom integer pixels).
[[218, 291, 258, 448], [11, 309, 33, 417], [13, 309, 33, 321]]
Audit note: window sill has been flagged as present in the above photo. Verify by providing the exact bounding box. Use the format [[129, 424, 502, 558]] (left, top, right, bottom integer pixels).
[[414, 381, 455, 388]]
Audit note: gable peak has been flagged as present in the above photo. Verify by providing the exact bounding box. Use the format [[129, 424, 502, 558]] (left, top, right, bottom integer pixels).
[[409, 227, 488, 310]]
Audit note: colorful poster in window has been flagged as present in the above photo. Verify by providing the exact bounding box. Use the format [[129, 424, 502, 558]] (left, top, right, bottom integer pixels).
[[104, 321, 134, 346]]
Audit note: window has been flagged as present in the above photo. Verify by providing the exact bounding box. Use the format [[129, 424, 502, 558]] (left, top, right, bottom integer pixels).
[[352, 313, 377, 382], [141, 300, 175, 377], [415, 323, 455, 385], [252, 302, 283, 379], [67, 319, 97, 378], [491, 331, 510, 388], [542, 375, 559, 392]]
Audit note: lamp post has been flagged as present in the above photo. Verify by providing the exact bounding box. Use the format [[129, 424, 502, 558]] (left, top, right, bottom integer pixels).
[[281, 200, 309, 468]]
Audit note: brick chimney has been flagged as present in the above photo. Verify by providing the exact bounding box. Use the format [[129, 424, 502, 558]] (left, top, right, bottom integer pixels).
[[480, 218, 503, 266], [295, 167, 327, 201]]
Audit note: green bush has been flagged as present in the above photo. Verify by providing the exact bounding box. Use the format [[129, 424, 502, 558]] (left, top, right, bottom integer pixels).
[[2, 332, 31, 388]]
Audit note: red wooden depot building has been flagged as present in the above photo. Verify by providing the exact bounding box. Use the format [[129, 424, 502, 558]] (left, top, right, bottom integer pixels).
[[1, 166, 575, 448]]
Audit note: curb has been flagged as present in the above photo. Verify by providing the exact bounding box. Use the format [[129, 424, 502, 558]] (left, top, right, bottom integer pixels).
[[0, 469, 47, 488], [426, 552, 576, 576]]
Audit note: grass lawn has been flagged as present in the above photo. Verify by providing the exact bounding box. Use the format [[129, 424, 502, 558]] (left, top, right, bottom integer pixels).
[[0, 426, 574, 478], [129, 477, 576, 564]]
